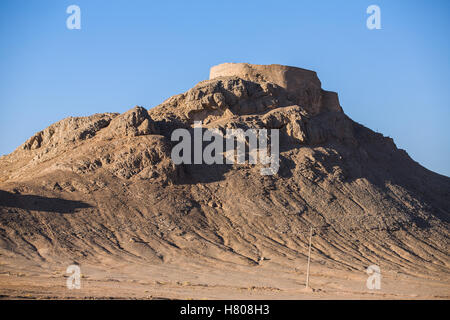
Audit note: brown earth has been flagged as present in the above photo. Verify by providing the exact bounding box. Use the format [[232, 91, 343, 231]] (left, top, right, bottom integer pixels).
[[0, 63, 449, 299]]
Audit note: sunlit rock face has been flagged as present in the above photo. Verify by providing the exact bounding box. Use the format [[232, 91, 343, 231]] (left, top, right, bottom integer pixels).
[[210, 63, 342, 114]]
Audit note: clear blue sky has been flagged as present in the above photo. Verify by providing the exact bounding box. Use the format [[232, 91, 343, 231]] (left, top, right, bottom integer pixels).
[[1, 0, 449, 176]]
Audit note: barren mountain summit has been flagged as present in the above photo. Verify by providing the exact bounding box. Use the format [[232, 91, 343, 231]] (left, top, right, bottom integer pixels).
[[0, 63, 449, 299]]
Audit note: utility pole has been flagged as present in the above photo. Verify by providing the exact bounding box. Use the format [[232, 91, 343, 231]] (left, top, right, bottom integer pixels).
[[305, 225, 313, 289]]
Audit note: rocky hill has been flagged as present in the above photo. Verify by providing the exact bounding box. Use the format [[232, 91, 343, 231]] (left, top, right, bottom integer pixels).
[[0, 63, 448, 299]]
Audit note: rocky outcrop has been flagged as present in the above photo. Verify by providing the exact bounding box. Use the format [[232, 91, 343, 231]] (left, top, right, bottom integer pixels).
[[210, 63, 342, 114], [100, 106, 158, 139], [22, 113, 118, 151]]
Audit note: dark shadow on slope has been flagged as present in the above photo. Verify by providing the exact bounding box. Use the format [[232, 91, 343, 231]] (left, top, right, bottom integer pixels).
[[170, 123, 298, 185], [0, 190, 92, 213], [313, 122, 450, 228], [175, 163, 233, 185]]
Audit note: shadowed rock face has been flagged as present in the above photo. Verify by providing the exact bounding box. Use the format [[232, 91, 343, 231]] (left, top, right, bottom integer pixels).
[[0, 63, 448, 282]]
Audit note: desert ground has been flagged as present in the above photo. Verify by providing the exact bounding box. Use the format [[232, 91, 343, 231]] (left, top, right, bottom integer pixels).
[[1, 254, 448, 299]]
